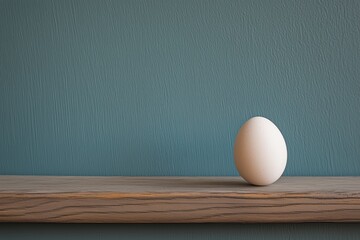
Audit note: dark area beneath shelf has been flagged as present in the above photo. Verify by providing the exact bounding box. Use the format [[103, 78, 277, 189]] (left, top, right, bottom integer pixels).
[[1, 223, 360, 240]]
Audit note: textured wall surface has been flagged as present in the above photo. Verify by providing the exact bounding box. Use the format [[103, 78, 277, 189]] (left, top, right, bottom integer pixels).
[[0, 0, 359, 239]]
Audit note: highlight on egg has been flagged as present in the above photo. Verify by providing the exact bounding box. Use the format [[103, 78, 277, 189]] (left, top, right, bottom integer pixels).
[[234, 116, 287, 186]]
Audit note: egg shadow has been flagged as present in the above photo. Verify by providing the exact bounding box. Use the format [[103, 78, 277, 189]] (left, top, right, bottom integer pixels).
[[155, 177, 259, 190]]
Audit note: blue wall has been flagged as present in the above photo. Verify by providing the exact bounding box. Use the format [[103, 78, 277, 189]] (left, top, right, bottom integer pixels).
[[0, 0, 359, 239]]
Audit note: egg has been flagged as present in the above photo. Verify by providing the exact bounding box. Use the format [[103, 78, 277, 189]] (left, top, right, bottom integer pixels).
[[234, 116, 287, 186]]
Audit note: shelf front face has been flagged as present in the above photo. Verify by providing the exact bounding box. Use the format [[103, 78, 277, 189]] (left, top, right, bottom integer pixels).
[[0, 176, 360, 223]]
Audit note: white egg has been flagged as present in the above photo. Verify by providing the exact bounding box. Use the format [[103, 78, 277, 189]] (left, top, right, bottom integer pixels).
[[234, 116, 287, 186]]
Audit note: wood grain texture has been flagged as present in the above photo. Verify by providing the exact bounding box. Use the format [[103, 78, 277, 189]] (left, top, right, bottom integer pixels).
[[0, 176, 359, 223]]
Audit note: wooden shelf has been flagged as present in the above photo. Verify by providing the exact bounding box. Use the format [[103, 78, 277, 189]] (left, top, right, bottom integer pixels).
[[0, 176, 359, 223]]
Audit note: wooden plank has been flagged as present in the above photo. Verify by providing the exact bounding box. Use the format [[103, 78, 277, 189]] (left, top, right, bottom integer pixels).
[[0, 176, 359, 223]]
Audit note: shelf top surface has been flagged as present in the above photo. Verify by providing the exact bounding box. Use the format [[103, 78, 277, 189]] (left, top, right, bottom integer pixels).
[[0, 176, 359, 194], [1, 176, 360, 223]]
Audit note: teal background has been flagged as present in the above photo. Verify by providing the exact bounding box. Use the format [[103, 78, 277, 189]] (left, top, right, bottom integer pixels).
[[0, 0, 359, 239]]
